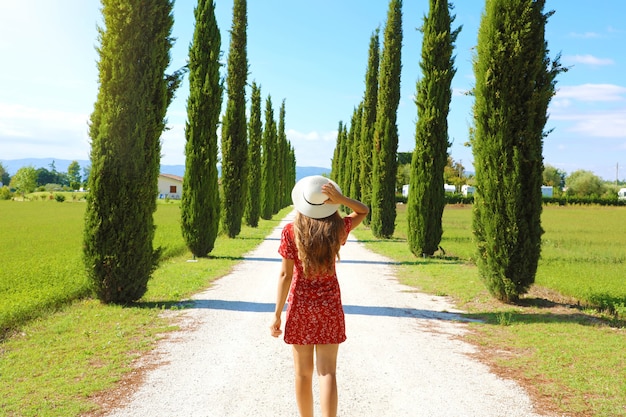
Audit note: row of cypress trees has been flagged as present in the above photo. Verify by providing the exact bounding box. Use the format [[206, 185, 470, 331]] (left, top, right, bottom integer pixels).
[[332, 0, 564, 303], [84, 0, 295, 304], [332, 0, 403, 239]]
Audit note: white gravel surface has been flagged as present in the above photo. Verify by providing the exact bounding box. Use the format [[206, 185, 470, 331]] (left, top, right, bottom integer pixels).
[[102, 211, 549, 417]]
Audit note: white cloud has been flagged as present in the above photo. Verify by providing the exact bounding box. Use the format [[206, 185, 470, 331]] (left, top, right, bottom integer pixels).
[[286, 129, 337, 168], [568, 31, 601, 39], [554, 84, 626, 102], [562, 54, 614, 66], [0, 103, 90, 160], [0, 102, 89, 139], [552, 108, 626, 138]]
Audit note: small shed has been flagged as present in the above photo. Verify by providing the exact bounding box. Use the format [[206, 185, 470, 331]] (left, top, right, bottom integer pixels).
[[461, 185, 475, 196], [541, 186, 554, 198], [158, 174, 183, 199]]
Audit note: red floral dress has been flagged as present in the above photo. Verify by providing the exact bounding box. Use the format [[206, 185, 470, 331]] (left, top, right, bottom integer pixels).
[[278, 217, 352, 345]]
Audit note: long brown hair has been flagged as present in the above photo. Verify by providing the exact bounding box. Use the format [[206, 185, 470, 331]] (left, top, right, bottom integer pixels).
[[293, 211, 346, 278]]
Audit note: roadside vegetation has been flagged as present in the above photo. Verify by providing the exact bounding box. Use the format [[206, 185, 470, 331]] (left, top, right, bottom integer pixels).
[[353, 203, 626, 417], [0, 200, 291, 416], [1, 199, 624, 416]]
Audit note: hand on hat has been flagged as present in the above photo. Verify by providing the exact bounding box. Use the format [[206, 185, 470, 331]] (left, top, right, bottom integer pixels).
[[321, 182, 343, 205]]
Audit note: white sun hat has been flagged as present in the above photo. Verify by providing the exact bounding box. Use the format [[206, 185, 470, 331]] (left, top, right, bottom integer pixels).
[[291, 175, 341, 219]]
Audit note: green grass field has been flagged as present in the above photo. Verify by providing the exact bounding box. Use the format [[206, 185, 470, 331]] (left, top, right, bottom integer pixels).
[[1, 200, 625, 416], [0, 199, 291, 416], [353, 204, 626, 417]]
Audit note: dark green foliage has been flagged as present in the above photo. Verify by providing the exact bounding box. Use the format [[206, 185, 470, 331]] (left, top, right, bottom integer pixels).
[[84, 0, 180, 303], [371, 0, 403, 239], [0, 162, 9, 186], [349, 104, 363, 203], [359, 29, 380, 225], [342, 107, 357, 201], [334, 123, 349, 192], [331, 120, 344, 184], [67, 161, 82, 190], [245, 82, 262, 227], [260, 95, 276, 220], [276, 100, 291, 209], [407, 0, 460, 256], [221, 0, 248, 238], [181, 0, 222, 257], [471, 0, 564, 302]]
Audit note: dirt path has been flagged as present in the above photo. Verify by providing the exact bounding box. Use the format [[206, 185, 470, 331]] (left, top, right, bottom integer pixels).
[[100, 211, 548, 417]]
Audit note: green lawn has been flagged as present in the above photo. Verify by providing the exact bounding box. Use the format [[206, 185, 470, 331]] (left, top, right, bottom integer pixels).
[[1, 200, 625, 416], [352, 204, 626, 417]]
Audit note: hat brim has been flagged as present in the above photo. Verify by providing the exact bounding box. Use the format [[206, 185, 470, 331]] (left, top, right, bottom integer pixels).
[[291, 176, 341, 219]]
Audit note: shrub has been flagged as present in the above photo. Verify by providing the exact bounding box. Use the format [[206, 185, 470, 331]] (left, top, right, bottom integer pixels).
[[0, 186, 12, 200], [55, 194, 66, 202]]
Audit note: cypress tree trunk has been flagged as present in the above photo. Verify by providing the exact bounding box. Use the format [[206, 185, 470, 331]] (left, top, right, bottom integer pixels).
[[359, 29, 380, 225], [260, 95, 275, 220], [221, 0, 248, 238], [407, 0, 460, 257], [181, 0, 222, 257], [84, 0, 179, 303], [472, 0, 564, 302], [244, 82, 262, 227], [371, 0, 403, 239]]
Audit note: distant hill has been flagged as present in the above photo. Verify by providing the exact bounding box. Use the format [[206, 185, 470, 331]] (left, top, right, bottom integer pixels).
[[1, 158, 330, 181]]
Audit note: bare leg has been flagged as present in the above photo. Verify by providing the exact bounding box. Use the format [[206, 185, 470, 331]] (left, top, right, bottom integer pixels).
[[292, 345, 315, 417], [315, 344, 339, 417]]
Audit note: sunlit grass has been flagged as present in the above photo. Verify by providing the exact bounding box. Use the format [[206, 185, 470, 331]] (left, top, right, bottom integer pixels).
[[0, 200, 291, 416], [352, 203, 626, 416]]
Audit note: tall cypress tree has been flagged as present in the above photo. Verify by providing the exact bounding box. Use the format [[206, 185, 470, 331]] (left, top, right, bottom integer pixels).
[[343, 107, 357, 202], [407, 0, 460, 257], [260, 95, 276, 220], [84, 0, 180, 303], [181, 0, 222, 257], [350, 102, 364, 202], [359, 29, 380, 224], [371, 0, 403, 239], [245, 82, 262, 227], [221, 0, 248, 237], [274, 99, 287, 214], [276, 99, 290, 208], [472, 0, 564, 302], [331, 120, 344, 183]]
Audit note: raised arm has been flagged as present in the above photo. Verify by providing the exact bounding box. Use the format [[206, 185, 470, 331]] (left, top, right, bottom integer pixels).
[[321, 183, 370, 229]]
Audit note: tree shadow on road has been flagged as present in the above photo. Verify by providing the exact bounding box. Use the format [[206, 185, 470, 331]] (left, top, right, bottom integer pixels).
[[141, 298, 476, 323]]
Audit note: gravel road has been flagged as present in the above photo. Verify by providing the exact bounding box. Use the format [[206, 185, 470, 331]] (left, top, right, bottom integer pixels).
[[101, 211, 549, 417]]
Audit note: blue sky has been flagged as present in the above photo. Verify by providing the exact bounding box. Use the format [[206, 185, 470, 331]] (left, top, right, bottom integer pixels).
[[1, 1, 625, 181]]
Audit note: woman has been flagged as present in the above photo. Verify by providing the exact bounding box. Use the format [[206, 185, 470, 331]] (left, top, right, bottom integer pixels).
[[270, 175, 369, 417]]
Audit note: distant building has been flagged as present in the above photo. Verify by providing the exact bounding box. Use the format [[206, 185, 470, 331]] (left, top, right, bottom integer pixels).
[[541, 186, 553, 198], [618, 188, 626, 200], [402, 184, 458, 197], [158, 174, 183, 199], [461, 185, 475, 196]]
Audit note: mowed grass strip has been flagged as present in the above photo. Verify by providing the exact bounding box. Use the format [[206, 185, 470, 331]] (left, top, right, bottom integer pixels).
[[352, 204, 626, 417], [1, 201, 90, 337], [0, 200, 291, 417]]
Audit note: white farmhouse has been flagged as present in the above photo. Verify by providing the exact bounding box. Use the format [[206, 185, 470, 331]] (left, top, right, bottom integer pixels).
[[158, 174, 183, 199], [618, 188, 626, 200]]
